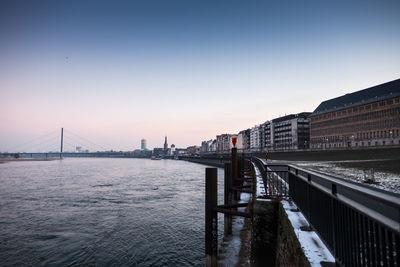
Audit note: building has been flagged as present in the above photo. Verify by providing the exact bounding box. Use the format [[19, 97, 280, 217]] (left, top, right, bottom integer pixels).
[[210, 140, 217, 152], [133, 149, 152, 158], [187, 145, 200, 155], [170, 144, 176, 155], [310, 79, 400, 149], [174, 148, 187, 155], [216, 134, 233, 153], [272, 112, 311, 151], [200, 139, 214, 153], [152, 148, 164, 157], [261, 121, 273, 151], [141, 139, 147, 150], [250, 125, 262, 152], [237, 129, 250, 152], [163, 136, 168, 152]]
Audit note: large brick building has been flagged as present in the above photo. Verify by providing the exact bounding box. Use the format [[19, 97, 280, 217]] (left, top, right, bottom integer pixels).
[[310, 79, 400, 149]]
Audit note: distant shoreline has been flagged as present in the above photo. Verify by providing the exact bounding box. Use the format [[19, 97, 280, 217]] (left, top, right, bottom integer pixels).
[[0, 158, 59, 163]]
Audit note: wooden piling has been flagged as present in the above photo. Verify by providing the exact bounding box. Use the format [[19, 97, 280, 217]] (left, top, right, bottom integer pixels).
[[231, 148, 239, 201], [205, 168, 218, 267], [224, 163, 232, 235]]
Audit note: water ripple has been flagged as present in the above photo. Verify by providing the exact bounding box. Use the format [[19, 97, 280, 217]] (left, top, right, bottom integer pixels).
[[0, 158, 224, 266]]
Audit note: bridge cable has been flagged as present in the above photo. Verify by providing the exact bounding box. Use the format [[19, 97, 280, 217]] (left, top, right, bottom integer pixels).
[[4, 130, 60, 152], [63, 129, 108, 151]]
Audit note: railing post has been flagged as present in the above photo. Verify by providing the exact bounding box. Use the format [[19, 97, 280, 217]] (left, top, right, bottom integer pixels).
[[205, 168, 218, 267], [224, 163, 232, 235]]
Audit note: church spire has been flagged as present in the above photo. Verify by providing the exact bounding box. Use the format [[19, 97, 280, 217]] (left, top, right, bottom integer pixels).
[[164, 136, 168, 151]]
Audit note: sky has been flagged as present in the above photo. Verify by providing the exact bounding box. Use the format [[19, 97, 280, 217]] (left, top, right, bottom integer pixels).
[[1, 0, 399, 151]]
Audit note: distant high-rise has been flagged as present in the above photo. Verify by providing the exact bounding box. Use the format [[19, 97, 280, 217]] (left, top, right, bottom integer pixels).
[[164, 136, 168, 151], [141, 139, 147, 150]]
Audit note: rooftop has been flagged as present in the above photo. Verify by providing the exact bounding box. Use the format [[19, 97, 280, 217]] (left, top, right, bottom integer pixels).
[[272, 112, 312, 123], [311, 78, 400, 116]]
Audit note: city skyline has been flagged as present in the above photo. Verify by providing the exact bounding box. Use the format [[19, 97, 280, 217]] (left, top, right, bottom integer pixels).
[[1, 0, 400, 151]]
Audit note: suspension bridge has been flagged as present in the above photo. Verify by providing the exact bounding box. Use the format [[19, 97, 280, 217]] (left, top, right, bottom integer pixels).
[[0, 128, 134, 159]]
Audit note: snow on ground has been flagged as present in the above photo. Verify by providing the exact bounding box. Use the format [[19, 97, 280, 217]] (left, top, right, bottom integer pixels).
[[255, 163, 265, 197], [295, 161, 400, 194], [254, 162, 335, 266], [281, 200, 335, 266]]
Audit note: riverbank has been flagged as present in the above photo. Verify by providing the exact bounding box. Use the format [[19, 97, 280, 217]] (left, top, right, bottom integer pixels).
[[0, 158, 60, 163]]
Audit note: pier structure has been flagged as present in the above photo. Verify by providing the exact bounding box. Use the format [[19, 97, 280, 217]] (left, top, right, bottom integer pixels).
[[204, 150, 399, 266], [205, 147, 253, 266]]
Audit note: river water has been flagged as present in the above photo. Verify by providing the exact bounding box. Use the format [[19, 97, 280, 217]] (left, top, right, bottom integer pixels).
[[0, 158, 225, 266]]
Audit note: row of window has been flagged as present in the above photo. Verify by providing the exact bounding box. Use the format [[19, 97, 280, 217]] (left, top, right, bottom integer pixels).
[[312, 120, 400, 137], [311, 131, 400, 143], [311, 107, 400, 129], [356, 129, 400, 139], [312, 97, 400, 122], [311, 139, 400, 148]]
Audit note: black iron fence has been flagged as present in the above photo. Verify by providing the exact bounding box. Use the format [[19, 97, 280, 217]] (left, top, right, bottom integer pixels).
[[252, 157, 400, 267], [252, 158, 289, 197]]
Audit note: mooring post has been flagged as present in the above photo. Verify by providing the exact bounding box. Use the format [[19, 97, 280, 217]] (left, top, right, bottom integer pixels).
[[237, 159, 242, 200], [224, 163, 232, 235], [206, 168, 218, 267], [231, 147, 239, 201]]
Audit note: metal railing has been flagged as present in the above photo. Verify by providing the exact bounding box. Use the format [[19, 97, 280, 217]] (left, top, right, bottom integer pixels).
[[252, 157, 400, 267], [252, 158, 289, 197]]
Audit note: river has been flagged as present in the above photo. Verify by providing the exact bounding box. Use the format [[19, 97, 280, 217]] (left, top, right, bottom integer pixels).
[[0, 158, 226, 266]]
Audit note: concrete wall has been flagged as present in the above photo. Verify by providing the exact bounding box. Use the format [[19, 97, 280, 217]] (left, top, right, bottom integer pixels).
[[251, 200, 309, 267]]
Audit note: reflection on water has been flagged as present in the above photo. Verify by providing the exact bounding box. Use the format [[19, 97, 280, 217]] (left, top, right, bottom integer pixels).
[[0, 158, 225, 266]]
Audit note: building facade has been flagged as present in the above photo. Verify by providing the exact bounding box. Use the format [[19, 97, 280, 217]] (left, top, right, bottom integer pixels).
[[141, 139, 147, 150], [272, 113, 311, 151], [310, 79, 400, 149], [216, 134, 233, 153], [261, 121, 273, 151], [200, 139, 214, 153], [250, 125, 262, 151], [237, 129, 250, 152], [187, 145, 200, 155]]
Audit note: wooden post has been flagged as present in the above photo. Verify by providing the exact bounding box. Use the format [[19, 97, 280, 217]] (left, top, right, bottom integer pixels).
[[224, 163, 232, 235], [206, 168, 218, 267], [231, 148, 239, 201]]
